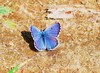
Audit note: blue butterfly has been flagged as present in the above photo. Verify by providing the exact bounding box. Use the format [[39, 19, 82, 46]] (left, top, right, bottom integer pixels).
[[30, 23, 60, 51]]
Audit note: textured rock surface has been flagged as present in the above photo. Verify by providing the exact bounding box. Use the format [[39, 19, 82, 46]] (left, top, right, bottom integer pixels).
[[0, 0, 100, 73]]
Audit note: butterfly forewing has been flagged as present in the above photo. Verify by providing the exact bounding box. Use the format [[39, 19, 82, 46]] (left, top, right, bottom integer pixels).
[[45, 23, 60, 37], [30, 26, 41, 41]]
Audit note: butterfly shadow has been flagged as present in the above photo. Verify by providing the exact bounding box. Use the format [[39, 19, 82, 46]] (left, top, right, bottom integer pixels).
[[21, 31, 38, 52]]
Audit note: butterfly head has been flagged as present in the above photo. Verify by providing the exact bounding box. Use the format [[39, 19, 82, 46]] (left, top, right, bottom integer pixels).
[[41, 31, 46, 37]]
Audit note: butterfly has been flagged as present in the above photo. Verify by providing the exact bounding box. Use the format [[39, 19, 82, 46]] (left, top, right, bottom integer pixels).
[[30, 23, 61, 51]]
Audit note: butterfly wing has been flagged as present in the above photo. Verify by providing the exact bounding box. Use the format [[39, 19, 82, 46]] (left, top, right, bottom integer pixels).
[[44, 23, 60, 50], [45, 23, 60, 37], [44, 36, 58, 50], [30, 26, 46, 51]]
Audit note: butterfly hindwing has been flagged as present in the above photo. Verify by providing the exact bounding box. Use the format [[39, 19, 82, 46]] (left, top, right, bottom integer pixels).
[[44, 35, 58, 50], [34, 34, 46, 51], [30, 26, 46, 51]]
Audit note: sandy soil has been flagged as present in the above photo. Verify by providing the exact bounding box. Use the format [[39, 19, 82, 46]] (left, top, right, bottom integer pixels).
[[0, 0, 100, 73]]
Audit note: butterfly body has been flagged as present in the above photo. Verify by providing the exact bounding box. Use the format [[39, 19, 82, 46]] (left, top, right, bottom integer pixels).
[[30, 23, 60, 51]]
